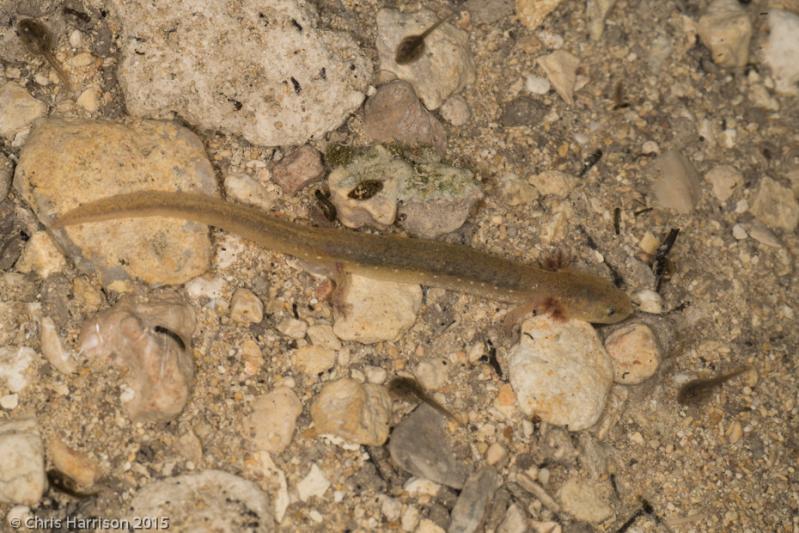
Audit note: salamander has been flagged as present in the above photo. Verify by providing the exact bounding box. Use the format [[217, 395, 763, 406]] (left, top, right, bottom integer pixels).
[[52, 191, 633, 324]]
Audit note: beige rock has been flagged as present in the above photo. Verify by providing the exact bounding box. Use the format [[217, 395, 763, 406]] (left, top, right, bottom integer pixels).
[[276, 318, 307, 339], [651, 150, 701, 214], [311, 378, 392, 445], [0, 82, 46, 140], [307, 324, 342, 350], [15, 119, 216, 286], [508, 315, 613, 431], [516, 0, 565, 30], [529, 170, 578, 197], [239, 337, 263, 376], [76, 86, 102, 113], [224, 173, 274, 212], [697, 0, 752, 68], [750, 177, 799, 231], [537, 50, 580, 105], [705, 164, 743, 203], [78, 297, 196, 422], [246, 387, 302, 454], [16, 231, 66, 278], [557, 477, 613, 523], [293, 345, 336, 376], [333, 275, 422, 344], [230, 288, 264, 324], [48, 435, 103, 489], [0, 418, 46, 505], [604, 323, 661, 384], [376, 9, 475, 110], [39, 316, 76, 374]]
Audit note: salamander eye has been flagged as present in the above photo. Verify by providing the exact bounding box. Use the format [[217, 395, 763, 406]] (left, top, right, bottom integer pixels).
[[606, 306, 616, 317]]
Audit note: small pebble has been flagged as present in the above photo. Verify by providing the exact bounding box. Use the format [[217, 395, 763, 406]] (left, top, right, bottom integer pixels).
[[15, 231, 67, 278], [631, 289, 664, 314], [247, 387, 302, 454], [277, 317, 308, 339], [0, 82, 46, 140], [732, 224, 748, 240], [224, 173, 274, 211], [293, 345, 336, 376], [449, 468, 500, 533], [604, 323, 661, 384], [297, 463, 330, 502], [271, 145, 324, 194], [39, 316, 76, 374], [485, 442, 507, 465], [389, 403, 469, 488], [750, 177, 798, 231], [333, 275, 422, 344], [764, 10, 799, 95], [404, 477, 441, 497], [48, 435, 103, 490], [537, 50, 580, 105], [651, 150, 701, 214], [364, 365, 388, 384], [705, 165, 743, 203], [528, 170, 578, 197], [697, 0, 752, 68], [307, 324, 342, 350], [0, 153, 12, 201], [498, 504, 528, 533], [516, 0, 566, 30], [0, 394, 18, 410], [440, 95, 471, 126], [524, 74, 551, 95], [311, 378, 392, 445], [0, 346, 36, 393], [414, 357, 449, 391], [230, 288, 264, 324], [77, 86, 101, 112], [557, 477, 613, 524]]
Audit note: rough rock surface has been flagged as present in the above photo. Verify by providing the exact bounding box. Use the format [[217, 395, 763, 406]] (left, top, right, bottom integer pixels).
[[15, 119, 216, 286], [310, 378, 392, 445], [112, 0, 371, 146]]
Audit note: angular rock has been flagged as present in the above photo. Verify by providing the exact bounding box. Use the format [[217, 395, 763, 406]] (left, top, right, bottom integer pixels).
[[39, 316, 76, 374], [128, 470, 273, 531], [537, 50, 580, 105], [113, 0, 370, 146], [587, 0, 618, 41], [230, 288, 264, 325], [311, 378, 392, 445], [650, 150, 701, 214], [704, 164, 743, 203], [293, 345, 336, 376], [508, 316, 613, 431], [247, 387, 302, 454], [0, 82, 46, 140], [449, 467, 500, 533], [376, 9, 475, 110], [15, 119, 216, 286], [764, 10, 799, 95], [388, 403, 469, 489], [557, 477, 613, 524], [333, 275, 422, 344], [15, 231, 66, 278], [79, 297, 196, 422], [697, 0, 752, 68], [297, 463, 330, 502], [440, 95, 471, 126], [0, 418, 46, 505], [364, 80, 447, 153], [465, 0, 515, 24], [750, 176, 799, 231], [0, 346, 37, 393], [516, 0, 565, 30], [47, 435, 103, 491], [224, 173, 274, 212]]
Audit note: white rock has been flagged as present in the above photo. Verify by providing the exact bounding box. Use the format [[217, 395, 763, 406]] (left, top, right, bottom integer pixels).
[[524, 74, 551, 95], [15, 231, 66, 278], [0, 83, 46, 140], [185, 275, 229, 311], [310, 378, 392, 445], [750, 177, 799, 231], [230, 288, 264, 324], [498, 503, 528, 533], [247, 387, 302, 454], [128, 470, 273, 531], [0, 418, 46, 505], [403, 477, 441, 497], [364, 365, 388, 384], [5, 505, 32, 529], [381, 495, 402, 521], [764, 10, 799, 95], [508, 316, 613, 431], [376, 9, 475, 110], [414, 357, 450, 391], [631, 289, 663, 314], [697, 0, 752, 68], [604, 323, 661, 384], [297, 464, 330, 502], [69, 30, 83, 48], [113, 0, 370, 146], [732, 223, 748, 240], [402, 506, 421, 531], [704, 164, 743, 203], [0, 394, 18, 410], [0, 346, 37, 393], [515, 0, 565, 30], [333, 275, 422, 344], [537, 50, 579, 105]]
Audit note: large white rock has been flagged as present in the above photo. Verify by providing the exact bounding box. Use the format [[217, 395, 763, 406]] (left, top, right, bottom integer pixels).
[[111, 0, 370, 146], [508, 316, 613, 431], [0, 418, 46, 505], [764, 10, 799, 95]]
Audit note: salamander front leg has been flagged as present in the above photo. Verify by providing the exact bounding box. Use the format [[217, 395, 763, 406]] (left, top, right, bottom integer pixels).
[[501, 296, 566, 337]]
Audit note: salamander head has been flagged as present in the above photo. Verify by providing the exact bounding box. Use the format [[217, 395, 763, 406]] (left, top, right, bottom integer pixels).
[[554, 271, 633, 324]]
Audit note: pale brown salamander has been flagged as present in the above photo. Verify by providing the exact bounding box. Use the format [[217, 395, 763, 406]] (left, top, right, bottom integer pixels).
[[52, 191, 633, 324]]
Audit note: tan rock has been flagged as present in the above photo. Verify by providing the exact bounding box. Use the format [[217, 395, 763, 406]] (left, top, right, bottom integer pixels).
[[311, 378, 392, 445], [48, 435, 103, 490], [516, 0, 565, 30], [246, 387, 302, 454]]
